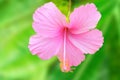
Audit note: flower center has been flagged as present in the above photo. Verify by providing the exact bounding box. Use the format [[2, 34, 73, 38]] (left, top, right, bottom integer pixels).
[[64, 27, 69, 33]]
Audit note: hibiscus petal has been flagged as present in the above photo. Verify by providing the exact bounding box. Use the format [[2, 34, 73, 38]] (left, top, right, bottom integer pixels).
[[70, 3, 101, 34], [33, 2, 67, 37], [28, 35, 62, 59], [57, 38, 85, 72], [68, 29, 103, 54]]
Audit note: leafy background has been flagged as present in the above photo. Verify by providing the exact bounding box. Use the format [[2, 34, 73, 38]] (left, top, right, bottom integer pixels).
[[0, 0, 120, 80]]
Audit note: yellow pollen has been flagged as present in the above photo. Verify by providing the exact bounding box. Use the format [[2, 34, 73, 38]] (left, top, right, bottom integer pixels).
[[60, 60, 71, 72]]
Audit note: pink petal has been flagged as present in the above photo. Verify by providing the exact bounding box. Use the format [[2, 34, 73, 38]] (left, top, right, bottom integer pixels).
[[69, 3, 101, 34], [28, 35, 62, 59], [57, 38, 85, 72], [33, 2, 67, 37], [68, 29, 104, 54]]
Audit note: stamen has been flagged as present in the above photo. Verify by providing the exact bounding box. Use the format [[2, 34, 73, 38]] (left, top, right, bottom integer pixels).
[[59, 28, 71, 72], [63, 28, 67, 68], [60, 59, 71, 72]]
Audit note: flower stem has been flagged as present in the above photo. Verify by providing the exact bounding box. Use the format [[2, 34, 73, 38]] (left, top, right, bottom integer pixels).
[[67, 0, 71, 22]]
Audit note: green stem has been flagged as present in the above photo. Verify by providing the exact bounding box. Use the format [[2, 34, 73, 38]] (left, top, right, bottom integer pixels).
[[67, 0, 71, 22]]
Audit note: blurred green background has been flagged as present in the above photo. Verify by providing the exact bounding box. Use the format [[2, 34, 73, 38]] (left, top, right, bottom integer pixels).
[[0, 0, 120, 80]]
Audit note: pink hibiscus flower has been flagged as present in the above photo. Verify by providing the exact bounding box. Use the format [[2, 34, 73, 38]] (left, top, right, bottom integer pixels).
[[28, 2, 103, 72]]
